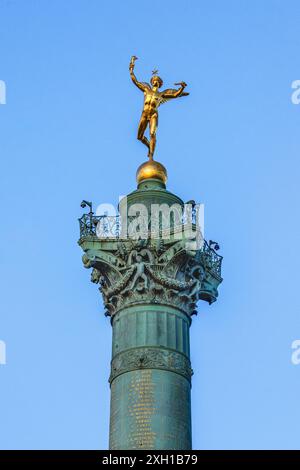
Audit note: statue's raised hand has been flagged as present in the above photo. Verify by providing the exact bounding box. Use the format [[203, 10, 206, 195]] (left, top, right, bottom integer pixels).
[[129, 56, 138, 70], [174, 81, 187, 88]]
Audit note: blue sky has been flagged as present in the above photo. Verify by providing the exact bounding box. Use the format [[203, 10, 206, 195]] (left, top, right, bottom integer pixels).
[[1, 0, 300, 449]]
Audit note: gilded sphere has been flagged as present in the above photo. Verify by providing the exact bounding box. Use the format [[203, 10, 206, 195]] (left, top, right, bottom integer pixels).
[[136, 160, 168, 185]]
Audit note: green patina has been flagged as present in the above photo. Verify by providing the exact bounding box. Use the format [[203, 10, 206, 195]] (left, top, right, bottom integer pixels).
[[78, 176, 222, 450]]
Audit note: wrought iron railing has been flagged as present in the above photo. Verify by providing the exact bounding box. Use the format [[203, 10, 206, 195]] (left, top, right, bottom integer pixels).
[[78, 214, 223, 277], [79, 214, 120, 238], [199, 240, 223, 277], [79, 213, 198, 239]]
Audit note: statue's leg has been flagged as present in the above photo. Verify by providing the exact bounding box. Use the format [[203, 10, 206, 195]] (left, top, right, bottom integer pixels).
[[142, 273, 148, 288], [137, 114, 150, 152], [149, 114, 158, 160], [131, 273, 139, 288]]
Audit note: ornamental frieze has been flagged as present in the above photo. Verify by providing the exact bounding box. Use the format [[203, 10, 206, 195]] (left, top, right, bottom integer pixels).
[[109, 347, 193, 384]]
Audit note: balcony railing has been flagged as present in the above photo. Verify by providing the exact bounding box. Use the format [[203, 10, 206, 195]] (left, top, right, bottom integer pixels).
[[199, 240, 223, 277], [78, 213, 201, 239], [79, 214, 120, 238], [78, 213, 223, 277]]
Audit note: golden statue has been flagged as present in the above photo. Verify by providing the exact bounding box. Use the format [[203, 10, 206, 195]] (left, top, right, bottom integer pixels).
[[129, 56, 189, 161]]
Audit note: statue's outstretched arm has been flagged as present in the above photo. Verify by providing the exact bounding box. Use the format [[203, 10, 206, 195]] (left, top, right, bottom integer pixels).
[[161, 82, 188, 99], [129, 56, 148, 92]]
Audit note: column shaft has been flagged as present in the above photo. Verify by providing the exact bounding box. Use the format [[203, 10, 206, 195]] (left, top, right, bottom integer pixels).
[[109, 305, 192, 450]]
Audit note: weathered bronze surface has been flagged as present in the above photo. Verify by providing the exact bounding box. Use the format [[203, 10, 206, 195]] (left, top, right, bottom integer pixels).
[[79, 177, 223, 449]]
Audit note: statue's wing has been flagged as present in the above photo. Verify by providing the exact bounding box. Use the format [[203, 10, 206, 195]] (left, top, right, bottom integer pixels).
[[159, 88, 189, 105]]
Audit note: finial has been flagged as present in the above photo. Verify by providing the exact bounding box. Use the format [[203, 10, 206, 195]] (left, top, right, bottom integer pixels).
[[136, 160, 168, 186], [152, 68, 159, 75]]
